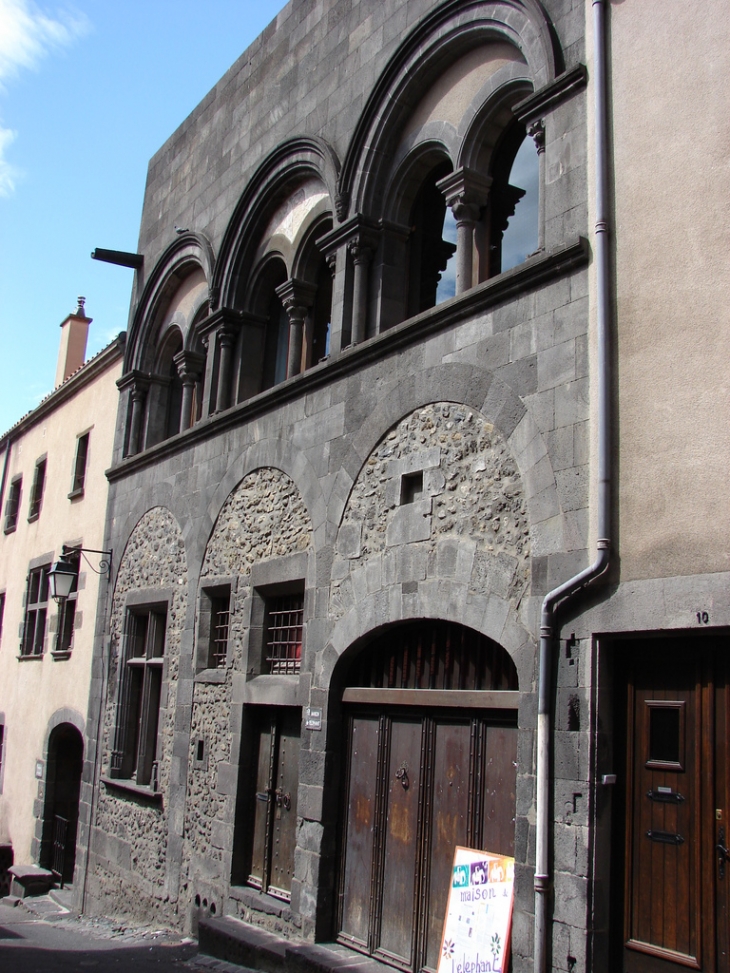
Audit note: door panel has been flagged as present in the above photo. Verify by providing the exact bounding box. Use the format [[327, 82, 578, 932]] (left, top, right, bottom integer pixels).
[[340, 715, 380, 947], [338, 708, 517, 973], [269, 711, 300, 896], [481, 724, 518, 858], [376, 718, 423, 967], [247, 708, 300, 900], [423, 720, 472, 971], [621, 638, 729, 973]]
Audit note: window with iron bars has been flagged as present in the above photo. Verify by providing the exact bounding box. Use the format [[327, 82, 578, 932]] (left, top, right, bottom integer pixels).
[[209, 595, 230, 668], [265, 594, 303, 674]]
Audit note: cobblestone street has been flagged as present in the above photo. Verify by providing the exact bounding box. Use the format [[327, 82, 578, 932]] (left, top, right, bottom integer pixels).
[[0, 894, 244, 973]]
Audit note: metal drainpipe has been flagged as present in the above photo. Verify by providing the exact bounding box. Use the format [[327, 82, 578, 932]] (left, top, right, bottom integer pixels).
[[533, 2, 612, 971]]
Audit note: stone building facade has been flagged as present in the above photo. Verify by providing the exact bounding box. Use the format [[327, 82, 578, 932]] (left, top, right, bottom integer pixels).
[[0, 303, 124, 892], [79, 3, 730, 973]]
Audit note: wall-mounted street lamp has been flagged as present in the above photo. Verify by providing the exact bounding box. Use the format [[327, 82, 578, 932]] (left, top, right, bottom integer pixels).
[[49, 544, 112, 604]]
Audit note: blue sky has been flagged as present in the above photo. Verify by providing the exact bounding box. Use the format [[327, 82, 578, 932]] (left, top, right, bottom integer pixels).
[[0, 0, 285, 435]]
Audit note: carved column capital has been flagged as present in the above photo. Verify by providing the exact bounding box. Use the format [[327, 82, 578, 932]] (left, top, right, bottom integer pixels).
[[527, 119, 546, 155], [275, 278, 317, 320], [436, 167, 493, 221], [172, 350, 205, 384]]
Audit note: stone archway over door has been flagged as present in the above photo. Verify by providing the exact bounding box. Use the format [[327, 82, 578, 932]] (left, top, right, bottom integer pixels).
[[41, 724, 83, 886], [336, 621, 519, 973]]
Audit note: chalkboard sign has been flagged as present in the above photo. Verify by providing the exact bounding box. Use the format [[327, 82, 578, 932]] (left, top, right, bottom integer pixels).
[[437, 847, 515, 973]]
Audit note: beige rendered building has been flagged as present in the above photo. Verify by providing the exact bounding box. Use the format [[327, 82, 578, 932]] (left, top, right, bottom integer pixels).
[[0, 301, 124, 892]]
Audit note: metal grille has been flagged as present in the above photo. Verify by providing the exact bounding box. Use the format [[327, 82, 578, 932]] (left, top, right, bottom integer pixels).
[[347, 620, 519, 692], [266, 595, 303, 674], [51, 814, 69, 886], [210, 598, 230, 668]]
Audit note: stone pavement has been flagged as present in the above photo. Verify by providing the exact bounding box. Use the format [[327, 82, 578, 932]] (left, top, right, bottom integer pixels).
[[0, 891, 250, 973]]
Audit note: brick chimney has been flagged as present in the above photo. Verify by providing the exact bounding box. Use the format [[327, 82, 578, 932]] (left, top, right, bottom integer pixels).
[[55, 297, 92, 387]]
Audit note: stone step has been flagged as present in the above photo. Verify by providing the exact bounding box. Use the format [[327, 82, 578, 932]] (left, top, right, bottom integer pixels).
[[198, 916, 393, 973]]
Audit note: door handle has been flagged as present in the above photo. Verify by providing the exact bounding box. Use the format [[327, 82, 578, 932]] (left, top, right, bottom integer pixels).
[[717, 826, 729, 879], [274, 789, 291, 810]]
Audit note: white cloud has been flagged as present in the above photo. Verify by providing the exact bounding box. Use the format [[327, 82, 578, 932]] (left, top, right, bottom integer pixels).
[[0, 0, 90, 86], [0, 1, 90, 196], [0, 124, 18, 195]]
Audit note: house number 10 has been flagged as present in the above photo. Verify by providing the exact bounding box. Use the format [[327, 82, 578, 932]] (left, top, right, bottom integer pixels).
[[696, 611, 710, 625]]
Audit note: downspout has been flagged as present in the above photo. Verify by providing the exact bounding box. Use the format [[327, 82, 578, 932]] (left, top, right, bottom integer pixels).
[[533, 2, 612, 972]]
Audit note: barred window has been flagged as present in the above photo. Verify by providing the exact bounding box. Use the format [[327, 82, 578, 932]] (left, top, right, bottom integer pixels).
[[265, 594, 303, 675], [21, 565, 50, 656], [209, 596, 230, 668]]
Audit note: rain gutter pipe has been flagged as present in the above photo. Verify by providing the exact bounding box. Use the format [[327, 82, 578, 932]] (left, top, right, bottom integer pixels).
[[533, 2, 612, 971]]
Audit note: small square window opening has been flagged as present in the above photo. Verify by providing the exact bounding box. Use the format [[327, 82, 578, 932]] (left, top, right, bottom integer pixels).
[[400, 471, 424, 505]]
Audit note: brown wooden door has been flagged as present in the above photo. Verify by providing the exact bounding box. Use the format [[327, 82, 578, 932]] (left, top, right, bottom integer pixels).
[[622, 638, 730, 973], [248, 708, 300, 901], [338, 707, 517, 973]]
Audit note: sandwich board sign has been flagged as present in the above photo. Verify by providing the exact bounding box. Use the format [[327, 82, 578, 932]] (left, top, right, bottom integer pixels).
[[437, 847, 515, 973]]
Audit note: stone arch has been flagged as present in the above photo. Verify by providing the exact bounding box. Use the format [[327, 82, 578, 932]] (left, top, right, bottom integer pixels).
[[192, 437, 327, 572], [341, 0, 559, 222], [200, 467, 313, 583], [327, 364, 561, 558], [125, 233, 214, 374], [328, 403, 533, 686], [215, 136, 340, 310], [324, 603, 531, 695]]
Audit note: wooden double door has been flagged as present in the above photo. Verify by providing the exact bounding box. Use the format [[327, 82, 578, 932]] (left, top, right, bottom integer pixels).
[[621, 638, 730, 973], [337, 705, 517, 973], [247, 708, 300, 900]]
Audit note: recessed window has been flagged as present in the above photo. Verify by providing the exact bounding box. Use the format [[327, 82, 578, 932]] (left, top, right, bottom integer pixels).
[[28, 458, 46, 521], [111, 607, 166, 786], [4, 477, 21, 533], [70, 433, 89, 497], [21, 565, 50, 657], [197, 586, 231, 670], [400, 471, 424, 505], [265, 593, 304, 675]]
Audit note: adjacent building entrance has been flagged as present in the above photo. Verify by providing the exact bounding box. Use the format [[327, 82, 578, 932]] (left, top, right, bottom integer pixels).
[[619, 636, 730, 973], [336, 621, 519, 973], [40, 723, 83, 887]]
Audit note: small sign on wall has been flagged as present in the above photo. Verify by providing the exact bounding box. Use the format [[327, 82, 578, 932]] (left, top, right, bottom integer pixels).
[[35, 760, 44, 780], [437, 847, 515, 973], [305, 707, 322, 730]]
